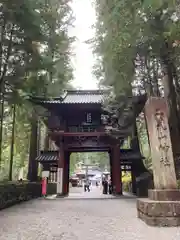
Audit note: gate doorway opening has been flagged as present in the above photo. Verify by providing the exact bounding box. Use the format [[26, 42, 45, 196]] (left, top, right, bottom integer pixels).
[[69, 152, 111, 196], [61, 148, 122, 197]]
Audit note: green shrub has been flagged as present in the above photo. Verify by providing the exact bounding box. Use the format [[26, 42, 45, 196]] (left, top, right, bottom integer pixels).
[[177, 180, 180, 189], [0, 181, 41, 210], [122, 182, 131, 192]]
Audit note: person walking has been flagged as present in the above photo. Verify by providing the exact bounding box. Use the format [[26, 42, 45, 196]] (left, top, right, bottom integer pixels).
[[84, 178, 90, 192], [102, 177, 108, 194]]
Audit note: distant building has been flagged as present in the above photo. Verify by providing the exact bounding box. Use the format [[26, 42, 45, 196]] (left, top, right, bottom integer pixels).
[[74, 164, 102, 180]]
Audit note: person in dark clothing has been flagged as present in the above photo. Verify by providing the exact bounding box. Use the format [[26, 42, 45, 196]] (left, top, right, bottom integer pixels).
[[102, 178, 108, 194], [108, 178, 112, 194], [84, 179, 90, 192]]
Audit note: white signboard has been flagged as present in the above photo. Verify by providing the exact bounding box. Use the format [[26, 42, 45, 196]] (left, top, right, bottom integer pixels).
[[42, 171, 50, 178], [57, 168, 63, 194]]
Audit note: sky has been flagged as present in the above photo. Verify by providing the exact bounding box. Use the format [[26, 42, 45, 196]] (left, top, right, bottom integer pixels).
[[69, 0, 98, 90]]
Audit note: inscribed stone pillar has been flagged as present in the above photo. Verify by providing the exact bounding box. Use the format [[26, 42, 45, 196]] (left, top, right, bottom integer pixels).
[[144, 97, 177, 189]]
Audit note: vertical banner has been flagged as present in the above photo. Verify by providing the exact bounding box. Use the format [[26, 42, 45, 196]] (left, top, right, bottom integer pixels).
[[42, 177, 47, 196], [57, 168, 63, 194], [41, 171, 49, 197]]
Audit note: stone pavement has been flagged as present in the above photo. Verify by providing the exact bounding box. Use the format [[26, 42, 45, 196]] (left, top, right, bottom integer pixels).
[[0, 187, 180, 240]]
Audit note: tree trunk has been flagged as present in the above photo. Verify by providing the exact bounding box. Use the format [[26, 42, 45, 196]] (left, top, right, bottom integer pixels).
[[27, 111, 38, 182], [160, 45, 180, 178], [37, 119, 41, 155], [0, 89, 4, 167], [9, 104, 16, 181], [152, 58, 160, 97], [130, 122, 140, 152], [44, 127, 49, 150]]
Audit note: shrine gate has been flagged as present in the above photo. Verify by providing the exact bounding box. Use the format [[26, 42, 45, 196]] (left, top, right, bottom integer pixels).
[[30, 90, 148, 196]]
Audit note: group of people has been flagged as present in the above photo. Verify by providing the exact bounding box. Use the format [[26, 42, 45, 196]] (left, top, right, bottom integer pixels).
[[83, 177, 113, 195], [102, 178, 112, 194]]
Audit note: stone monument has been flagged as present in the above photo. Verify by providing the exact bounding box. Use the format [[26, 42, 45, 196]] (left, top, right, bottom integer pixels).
[[137, 97, 180, 226]]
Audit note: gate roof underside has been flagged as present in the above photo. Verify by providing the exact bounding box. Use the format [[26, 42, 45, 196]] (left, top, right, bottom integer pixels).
[[36, 149, 144, 166]]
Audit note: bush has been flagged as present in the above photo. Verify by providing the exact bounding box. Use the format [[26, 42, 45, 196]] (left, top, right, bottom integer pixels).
[[0, 181, 41, 210], [122, 182, 131, 192], [177, 180, 180, 189]]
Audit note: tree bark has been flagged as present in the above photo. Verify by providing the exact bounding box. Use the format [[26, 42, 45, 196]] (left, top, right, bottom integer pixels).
[[130, 122, 140, 152], [9, 104, 16, 181], [160, 44, 180, 178], [0, 88, 5, 167], [44, 127, 49, 150], [27, 111, 38, 181]]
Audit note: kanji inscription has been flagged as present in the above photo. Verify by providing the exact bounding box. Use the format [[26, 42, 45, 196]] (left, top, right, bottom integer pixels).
[[154, 109, 170, 166]]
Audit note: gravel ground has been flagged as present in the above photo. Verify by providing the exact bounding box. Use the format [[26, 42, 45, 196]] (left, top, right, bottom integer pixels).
[[0, 187, 180, 240]]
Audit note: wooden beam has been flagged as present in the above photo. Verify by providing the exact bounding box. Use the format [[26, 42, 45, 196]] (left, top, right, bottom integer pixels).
[[49, 131, 106, 137], [65, 147, 110, 152]]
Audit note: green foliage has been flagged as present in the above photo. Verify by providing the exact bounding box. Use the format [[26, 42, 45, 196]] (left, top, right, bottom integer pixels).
[[93, 0, 180, 96], [137, 115, 152, 168], [93, 0, 142, 95], [93, 0, 180, 169], [0, 0, 44, 93], [0, 0, 74, 180], [121, 137, 131, 149]]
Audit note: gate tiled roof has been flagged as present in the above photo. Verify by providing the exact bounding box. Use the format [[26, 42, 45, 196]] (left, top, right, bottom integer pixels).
[[62, 90, 107, 104], [36, 151, 58, 162], [31, 90, 109, 105]]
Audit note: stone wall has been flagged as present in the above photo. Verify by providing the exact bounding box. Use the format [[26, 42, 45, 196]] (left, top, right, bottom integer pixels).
[[0, 182, 41, 210]]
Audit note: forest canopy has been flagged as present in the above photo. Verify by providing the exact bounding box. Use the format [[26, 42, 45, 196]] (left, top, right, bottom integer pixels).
[[0, 0, 74, 180]]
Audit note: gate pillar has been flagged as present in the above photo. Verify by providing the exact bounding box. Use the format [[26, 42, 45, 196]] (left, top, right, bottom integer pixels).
[[108, 151, 113, 186], [63, 152, 70, 195], [111, 144, 122, 195], [67, 152, 70, 195], [131, 169, 137, 195], [57, 140, 65, 197]]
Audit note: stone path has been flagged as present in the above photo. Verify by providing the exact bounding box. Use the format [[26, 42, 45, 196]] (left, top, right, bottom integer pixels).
[[0, 187, 180, 240]]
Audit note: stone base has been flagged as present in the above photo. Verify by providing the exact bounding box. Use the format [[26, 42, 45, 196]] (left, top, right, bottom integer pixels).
[[148, 189, 180, 201], [137, 189, 180, 227], [137, 198, 180, 226]]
